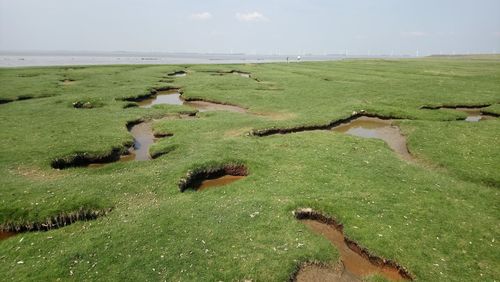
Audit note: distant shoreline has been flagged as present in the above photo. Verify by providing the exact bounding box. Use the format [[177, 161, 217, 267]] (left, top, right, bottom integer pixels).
[[0, 51, 413, 67]]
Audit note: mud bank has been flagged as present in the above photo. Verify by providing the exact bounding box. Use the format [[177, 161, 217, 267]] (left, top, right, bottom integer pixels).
[[178, 164, 248, 192], [0, 208, 111, 236], [421, 104, 497, 122], [293, 208, 413, 281], [0, 231, 17, 241]]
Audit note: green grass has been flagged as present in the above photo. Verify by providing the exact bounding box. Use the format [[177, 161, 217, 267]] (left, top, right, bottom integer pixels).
[[0, 58, 499, 281]]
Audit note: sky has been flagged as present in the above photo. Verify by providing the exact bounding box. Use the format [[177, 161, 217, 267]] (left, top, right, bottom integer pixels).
[[1, 0, 499, 55]]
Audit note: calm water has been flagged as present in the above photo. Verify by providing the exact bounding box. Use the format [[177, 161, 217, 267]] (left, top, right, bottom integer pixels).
[[0, 52, 385, 67]]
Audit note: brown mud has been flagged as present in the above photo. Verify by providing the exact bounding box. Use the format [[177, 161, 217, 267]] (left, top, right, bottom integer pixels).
[[178, 164, 248, 192], [293, 209, 413, 281], [0, 231, 18, 241], [0, 208, 111, 234], [197, 175, 246, 191]]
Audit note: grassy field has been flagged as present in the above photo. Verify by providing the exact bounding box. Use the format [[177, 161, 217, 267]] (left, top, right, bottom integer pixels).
[[0, 57, 499, 281]]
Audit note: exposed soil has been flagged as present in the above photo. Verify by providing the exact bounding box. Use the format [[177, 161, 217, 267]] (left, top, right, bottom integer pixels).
[[293, 262, 360, 282], [0, 208, 111, 233], [0, 231, 18, 241], [178, 164, 248, 192], [293, 208, 413, 281], [332, 116, 412, 161]]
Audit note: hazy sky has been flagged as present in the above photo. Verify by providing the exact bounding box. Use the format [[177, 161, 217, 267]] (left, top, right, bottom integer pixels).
[[1, 0, 499, 55]]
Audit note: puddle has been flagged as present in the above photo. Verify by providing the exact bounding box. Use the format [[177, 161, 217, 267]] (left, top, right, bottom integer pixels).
[[137, 90, 183, 108], [136, 89, 247, 113], [54, 120, 171, 169], [179, 164, 248, 192], [422, 105, 496, 122], [294, 209, 412, 281], [0, 231, 17, 241], [127, 122, 156, 161], [197, 175, 245, 191], [453, 108, 495, 122], [168, 71, 187, 77], [87, 122, 163, 168], [332, 117, 412, 161]]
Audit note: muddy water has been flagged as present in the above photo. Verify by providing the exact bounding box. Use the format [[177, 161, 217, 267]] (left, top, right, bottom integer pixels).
[[454, 108, 495, 122], [197, 175, 245, 191], [137, 90, 247, 113], [87, 122, 157, 167], [137, 90, 183, 108], [332, 117, 412, 161], [127, 122, 156, 161], [300, 220, 406, 281], [0, 231, 17, 241]]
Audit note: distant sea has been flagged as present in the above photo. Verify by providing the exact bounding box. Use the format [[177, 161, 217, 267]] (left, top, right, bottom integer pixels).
[[0, 51, 405, 67]]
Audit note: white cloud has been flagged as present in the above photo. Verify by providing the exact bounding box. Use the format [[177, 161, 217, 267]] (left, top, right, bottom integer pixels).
[[189, 12, 212, 21], [401, 31, 428, 37], [236, 12, 267, 22]]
